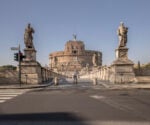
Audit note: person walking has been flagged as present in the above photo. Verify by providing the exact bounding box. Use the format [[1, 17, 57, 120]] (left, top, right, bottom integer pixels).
[[73, 71, 78, 84]]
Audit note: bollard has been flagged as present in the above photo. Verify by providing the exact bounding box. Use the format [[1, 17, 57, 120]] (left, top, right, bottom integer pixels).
[[93, 78, 97, 85], [54, 77, 59, 85]]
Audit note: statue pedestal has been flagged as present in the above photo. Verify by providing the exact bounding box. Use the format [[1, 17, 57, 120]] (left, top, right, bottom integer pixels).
[[21, 61, 42, 84], [24, 48, 36, 61], [21, 48, 42, 84], [110, 47, 135, 83], [115, 47, 128, 59]]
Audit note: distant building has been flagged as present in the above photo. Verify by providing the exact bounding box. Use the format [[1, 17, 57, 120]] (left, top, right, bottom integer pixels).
[[49, 37, 102, 72]]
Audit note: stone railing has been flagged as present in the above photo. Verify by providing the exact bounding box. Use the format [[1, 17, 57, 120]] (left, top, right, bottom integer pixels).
[[80, 66, 110, 81], [41, 67, 53, 83], [41, 68, 66, 82], [80, 64, 138, 84]]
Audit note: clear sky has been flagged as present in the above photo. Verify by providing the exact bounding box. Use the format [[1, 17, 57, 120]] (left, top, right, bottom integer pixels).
[[0, 0, 150, 66]]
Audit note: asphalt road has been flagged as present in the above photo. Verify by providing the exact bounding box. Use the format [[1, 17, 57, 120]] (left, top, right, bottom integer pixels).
[[0, 82, 150, 125]]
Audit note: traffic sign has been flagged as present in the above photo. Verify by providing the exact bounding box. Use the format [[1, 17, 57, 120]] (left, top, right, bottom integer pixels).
[[11, 47, 19, 50]]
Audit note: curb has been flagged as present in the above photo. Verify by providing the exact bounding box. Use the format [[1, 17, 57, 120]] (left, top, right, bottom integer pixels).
[[0, 82, 53, 89], [97, 80, 150, 90]]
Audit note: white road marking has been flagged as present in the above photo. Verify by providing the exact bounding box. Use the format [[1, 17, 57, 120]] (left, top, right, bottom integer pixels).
[[90, 95, 105, 99], [90, 94, 150, 120], [0, 93, 23, 95], [0, 95, 18, 97], [0, 97, 12, 100], [90, 95, 132, 111], [0, 90, 28, 104], [0, 100, 5, 103]]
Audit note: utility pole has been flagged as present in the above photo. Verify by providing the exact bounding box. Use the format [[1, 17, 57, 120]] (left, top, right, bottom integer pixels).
[[18, 44, 21, 87], [11, 44, 22, 87]]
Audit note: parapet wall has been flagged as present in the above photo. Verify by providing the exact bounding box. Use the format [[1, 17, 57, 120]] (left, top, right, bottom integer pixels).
[[80, 65, 136, 83], [0, 70, 19, 84], [134, 67, 150, 76], [80, 66, 110, 81]]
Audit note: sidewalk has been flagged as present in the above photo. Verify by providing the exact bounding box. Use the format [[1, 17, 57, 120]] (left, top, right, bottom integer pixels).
[[114, 83, 150, 90], [98, 80, 150, 90], [66, 78, 150, 90], [0, 82, 53, 89], [1, 79, 150, 90]]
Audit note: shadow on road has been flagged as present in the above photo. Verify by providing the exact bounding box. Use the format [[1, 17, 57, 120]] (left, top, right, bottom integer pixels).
[[0, 112, 87, 125]]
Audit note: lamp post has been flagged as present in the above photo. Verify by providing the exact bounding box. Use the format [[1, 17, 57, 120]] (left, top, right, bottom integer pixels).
[[18, 45, 21, 86]]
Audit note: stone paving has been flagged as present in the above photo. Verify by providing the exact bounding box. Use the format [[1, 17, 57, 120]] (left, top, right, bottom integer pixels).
[[0, 78, 150, 90], [49, 78, 150, 90]]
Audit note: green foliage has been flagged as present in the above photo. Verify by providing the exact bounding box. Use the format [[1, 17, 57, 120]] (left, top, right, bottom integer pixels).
[[0, 65, 17, 71], [134, 63, 150, 69], [143, 63, 150, 68], [134, 64, 138, 69]]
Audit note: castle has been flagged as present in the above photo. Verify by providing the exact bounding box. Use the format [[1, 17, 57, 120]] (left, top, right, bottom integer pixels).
[[49, 36, 102, 72]]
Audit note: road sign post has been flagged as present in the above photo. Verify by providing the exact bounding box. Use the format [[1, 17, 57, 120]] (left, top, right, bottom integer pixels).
[[11, 47, 19, 51], [11, 44, 22, 87], [18, 45, 22, 87]]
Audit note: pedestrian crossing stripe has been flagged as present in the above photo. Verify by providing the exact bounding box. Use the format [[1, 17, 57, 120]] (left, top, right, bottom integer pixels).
[[0, 95, 18, 97], [90, 95, 105, 99], [0, 100, 5, 103], [0, 97, 12, 100], [0, 92, 23, 95], [0, 90, 28, 104]]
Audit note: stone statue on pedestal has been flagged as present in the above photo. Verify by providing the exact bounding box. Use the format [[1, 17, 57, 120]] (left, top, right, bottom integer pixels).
[[24, 23, 35, 49], [53, 56, 58, 67], [73, 34, 77, 41], [24, 23, 36, 61], [110, 22, 135, 83], [21, 24, 42, 84], [92, 53, 98, 67], [117, 22, 128, 48], [86, 63, 89, 73]]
